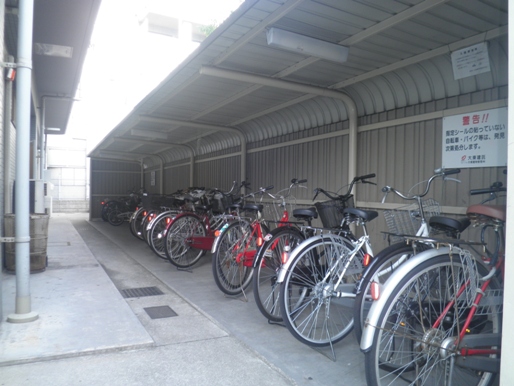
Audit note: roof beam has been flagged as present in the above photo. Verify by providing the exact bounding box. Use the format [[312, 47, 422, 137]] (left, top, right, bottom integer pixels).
[[138, 115, 247, 185], [200, 65, 359, 183]]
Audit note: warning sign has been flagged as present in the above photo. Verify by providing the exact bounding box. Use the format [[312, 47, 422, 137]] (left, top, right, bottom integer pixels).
[[442, 107, 507, 169]]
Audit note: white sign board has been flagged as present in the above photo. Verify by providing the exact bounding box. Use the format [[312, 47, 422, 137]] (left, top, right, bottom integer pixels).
[[451, 42, 491, 80], [442, 107, 507, 169]]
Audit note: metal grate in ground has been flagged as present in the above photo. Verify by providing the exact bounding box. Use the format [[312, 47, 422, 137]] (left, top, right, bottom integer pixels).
[[120, 286, 164, 298], [144, 306, 178, 319]]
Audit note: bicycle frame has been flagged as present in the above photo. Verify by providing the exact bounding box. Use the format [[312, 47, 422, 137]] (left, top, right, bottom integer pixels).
[[169, 211, 236, 251]]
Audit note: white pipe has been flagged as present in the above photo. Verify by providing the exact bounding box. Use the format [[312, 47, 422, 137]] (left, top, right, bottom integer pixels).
[[3, 55, 14, 213], [199, 66, 358, 184], [8, 0, 38, 323]]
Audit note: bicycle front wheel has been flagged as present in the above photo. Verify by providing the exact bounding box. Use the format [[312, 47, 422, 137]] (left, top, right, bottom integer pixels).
[[280, 235, 364, 347], [364, 253, 501, 386], [165, 214, 206, 268], [252, 226, 305, 322], [212, 220, 257, 296]]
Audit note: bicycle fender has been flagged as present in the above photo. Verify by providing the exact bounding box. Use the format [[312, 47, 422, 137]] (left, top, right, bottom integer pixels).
[[354, 242, 413, 296], [276, 233, 351, 284], [360, 246, 453, 352], [253, 227, 304, 269], [211, 221, 233, 254]]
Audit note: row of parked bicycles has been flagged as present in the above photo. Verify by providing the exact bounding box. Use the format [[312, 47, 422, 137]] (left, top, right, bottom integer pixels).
[[101, 167, 506, 386]]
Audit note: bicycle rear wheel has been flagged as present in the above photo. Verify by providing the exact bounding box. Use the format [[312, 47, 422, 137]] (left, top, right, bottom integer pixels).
[[148, 212, 175, 259], [107, 205, 124, 226], [280, 234, 364, 347], [364, 253, 501, 386], [252, 226, 305, 322], [165, 214, 206, 268], [353, 242, 429, 343], [129, 208, 146, 240], [212, 220, 258, 296]]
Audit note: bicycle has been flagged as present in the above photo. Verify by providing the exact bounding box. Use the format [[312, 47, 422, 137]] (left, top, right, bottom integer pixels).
[[353, 168, 466, 342], [277, 174, 378, 349], [107, 190, 144, 226], [162, 182, 247, 269], [361, 181, 506, 386], [211, 184, 279, 297], [252, 174, 376, 323]]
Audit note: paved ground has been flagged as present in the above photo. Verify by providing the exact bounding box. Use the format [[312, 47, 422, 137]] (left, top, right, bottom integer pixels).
[[0, 213, 366, 385]]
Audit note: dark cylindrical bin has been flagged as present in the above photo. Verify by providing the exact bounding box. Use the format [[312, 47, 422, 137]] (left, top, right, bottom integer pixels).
[[3, 213, 50, 273]]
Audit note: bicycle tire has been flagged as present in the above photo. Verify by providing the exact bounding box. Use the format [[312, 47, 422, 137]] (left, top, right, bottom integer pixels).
[[280, 234, 364, 347], [141, 210, 159, 242], [107, 205, 124, 226], [364, 253, 501, 386], [252, 226, 305, 322], [148, 212, 175, 259], [164, 213, 206, 268], [129, 208, 146, 240], [212, 219, 265, 296], [353, 241, 430, 343]]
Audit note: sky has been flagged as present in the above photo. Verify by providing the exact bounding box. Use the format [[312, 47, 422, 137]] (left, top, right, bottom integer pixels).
[[62, 0, 244, 151]]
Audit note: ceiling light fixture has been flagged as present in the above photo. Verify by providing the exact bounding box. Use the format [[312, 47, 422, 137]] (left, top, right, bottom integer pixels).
[[34, 43, 73, 58], [266, 27, 348, 64]]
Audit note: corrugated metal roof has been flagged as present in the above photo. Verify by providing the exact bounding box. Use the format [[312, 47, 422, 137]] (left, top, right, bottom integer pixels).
[[90, 0, 508, 167]]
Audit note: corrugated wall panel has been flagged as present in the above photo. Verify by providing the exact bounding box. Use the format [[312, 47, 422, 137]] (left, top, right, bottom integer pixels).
[[195, 156, 241, 192], [163, 164, 190, 193], [90, 159, 141, 219]]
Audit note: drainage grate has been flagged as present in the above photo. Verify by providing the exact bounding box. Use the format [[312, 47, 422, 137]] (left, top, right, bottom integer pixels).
[[144, 306, 178, 319], [120, 286, 164, 298]]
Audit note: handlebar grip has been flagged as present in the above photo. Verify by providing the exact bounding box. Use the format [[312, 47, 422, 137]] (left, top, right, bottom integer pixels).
[[297, 179, 307, 184], [359, 173, 376, 180], [264, 185, 274, 191], [443, 168, 460, 176], [470, 187, 506, 195]]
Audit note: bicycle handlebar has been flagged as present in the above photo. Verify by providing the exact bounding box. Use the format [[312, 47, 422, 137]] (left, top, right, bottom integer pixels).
[[381, 168, 461, 203], [470, 181, 506, 196], [313, 173, 376, 201]]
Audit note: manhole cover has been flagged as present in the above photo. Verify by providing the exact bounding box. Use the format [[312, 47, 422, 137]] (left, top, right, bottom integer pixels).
[[144, 306, 178, 319], [120, 286, 164, 298]]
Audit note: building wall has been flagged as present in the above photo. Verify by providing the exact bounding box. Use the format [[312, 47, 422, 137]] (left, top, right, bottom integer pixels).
[[46, 137, 89, 213]]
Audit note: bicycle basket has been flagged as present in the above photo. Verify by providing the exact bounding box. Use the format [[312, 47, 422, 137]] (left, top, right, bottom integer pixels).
[[315, 195, 354, 228], [383, 198, 440, 241], [211, 193, 234, 214]]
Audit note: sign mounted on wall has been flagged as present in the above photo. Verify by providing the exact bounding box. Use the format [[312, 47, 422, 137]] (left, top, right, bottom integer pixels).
[[442, 107, 507, 169], [451, 42, 491, 80]]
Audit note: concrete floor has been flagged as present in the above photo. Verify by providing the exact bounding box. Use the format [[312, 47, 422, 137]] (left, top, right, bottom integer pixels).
[[1, 213, 367, 385]]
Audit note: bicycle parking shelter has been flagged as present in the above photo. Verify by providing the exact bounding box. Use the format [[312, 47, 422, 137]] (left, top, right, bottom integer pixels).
[[1, 0, 510, 385], [87, 2, 510, 382]]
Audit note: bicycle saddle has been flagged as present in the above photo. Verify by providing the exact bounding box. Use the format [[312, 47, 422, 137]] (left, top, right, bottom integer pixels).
[[466, 204, 506, 224], [343, 207, 378, 222], [243, 203, 263, 212], [293, 207, 318, 220], [429, 216, 470, 234]]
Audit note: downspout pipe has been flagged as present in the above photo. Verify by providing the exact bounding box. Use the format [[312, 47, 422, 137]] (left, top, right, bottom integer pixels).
[[8, 0, 38, 323], [200, 66, 358, 184], [4, 55, 14, 214]]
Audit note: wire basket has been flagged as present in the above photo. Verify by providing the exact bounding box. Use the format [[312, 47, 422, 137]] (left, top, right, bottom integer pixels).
[[383, 198, 440, 242], [315, 195, 354, 228], [211, 193, 236, 214]]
